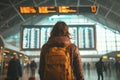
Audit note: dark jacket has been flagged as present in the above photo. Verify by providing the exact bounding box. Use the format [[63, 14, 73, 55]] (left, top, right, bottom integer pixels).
[[7, 58, 22, 78], [95, 61, 105, 73], [39, 36, 84, 80], [30, 61, 37, 70]]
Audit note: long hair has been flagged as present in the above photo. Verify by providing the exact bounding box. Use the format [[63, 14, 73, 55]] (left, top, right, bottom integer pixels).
[[50, 21, 70, 38]]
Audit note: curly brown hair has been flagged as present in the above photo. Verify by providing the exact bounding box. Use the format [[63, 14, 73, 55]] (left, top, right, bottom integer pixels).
[[50, 21, 70, 38]]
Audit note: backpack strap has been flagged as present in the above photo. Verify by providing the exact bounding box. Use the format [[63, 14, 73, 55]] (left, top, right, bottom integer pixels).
[[66, 44, 74, 79]]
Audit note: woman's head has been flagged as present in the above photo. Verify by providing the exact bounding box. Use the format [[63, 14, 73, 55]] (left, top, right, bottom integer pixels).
[[50, 21, 70, 38]]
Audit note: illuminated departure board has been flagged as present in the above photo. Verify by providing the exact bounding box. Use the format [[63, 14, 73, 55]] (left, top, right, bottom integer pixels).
[[78, 26, 96, 49], [20, 6, 36, 14], [20, 25, 96, 50], [69, 27, 77, 45], [38, 6, 57, 14], [58, 6, 77, 13], [40, 27, 51, 47], [19, 6, 97, 14], [20, 26, 40, 50]]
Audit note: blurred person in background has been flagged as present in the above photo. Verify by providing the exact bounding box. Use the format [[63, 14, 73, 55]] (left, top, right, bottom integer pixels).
[[30, 60, 37, 77], [95, 58, 105, 80], [7, 54, 22, 80]]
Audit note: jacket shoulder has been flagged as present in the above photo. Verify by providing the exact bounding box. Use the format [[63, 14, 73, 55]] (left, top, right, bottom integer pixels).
[[67, 43, 78, 50]]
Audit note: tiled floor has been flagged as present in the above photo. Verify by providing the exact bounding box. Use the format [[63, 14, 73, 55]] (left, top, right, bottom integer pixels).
[[0, 67, 120, 80]]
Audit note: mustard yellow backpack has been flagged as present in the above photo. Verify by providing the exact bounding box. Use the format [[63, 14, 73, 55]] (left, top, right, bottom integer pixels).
[[44, 46, 73, 80]]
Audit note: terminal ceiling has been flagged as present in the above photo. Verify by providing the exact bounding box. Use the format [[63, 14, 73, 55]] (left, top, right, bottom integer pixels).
[[0, 0, 120, 38]]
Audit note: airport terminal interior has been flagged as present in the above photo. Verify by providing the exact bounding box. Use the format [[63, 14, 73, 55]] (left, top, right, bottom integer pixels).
[[0, 0, 120, 80]]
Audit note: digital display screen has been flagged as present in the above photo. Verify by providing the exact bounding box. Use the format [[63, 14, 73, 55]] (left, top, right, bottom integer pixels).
[[58, 6, 77, 13], [40, 27, 51, 47], [69, 27, 78, 45], [20, 26, 40, 50], [78, 25, 96, 49], [20, 25, 96, 50], [19, 6, 97, 14], [38, 6, 57, 14], [20, 6, 36, 14], [78, 6, 97, 13]]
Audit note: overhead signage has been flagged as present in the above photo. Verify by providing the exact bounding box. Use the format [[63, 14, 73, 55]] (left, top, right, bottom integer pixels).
[[58, 6, 77, 13], [38, 6, 57, 14], [20, 6, 36, 14], [19, 6, 97, 14]]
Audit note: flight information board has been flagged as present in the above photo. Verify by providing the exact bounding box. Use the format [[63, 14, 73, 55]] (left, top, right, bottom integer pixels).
[[69, 27, 78, 45], [20, 26, 40, 50], [20, 25, 96, 50], [78, 26, 96, 49], [19, 6, 97, 14], [40, 27, 51, 47]]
